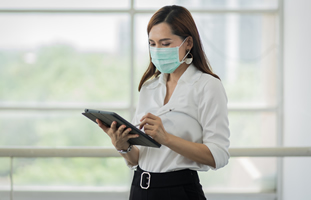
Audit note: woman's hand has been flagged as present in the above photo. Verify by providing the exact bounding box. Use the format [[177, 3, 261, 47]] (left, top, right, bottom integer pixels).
[[139, 113, 170, 145], [139, 113, 216, 167], [96, 119, 139, 150]]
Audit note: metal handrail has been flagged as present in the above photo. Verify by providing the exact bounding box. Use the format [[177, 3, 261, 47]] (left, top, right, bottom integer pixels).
[[1, 146, 310, 200], [1, 147, 311, 157]]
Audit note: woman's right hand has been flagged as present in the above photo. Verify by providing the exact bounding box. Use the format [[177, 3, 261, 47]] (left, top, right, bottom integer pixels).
[[96, 119, 139, 150]]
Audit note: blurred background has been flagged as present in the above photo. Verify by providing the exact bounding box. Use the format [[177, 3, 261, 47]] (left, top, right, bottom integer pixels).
[[0, 0, 310, 199]]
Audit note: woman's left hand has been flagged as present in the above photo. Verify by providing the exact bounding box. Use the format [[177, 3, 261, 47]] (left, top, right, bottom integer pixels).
[[139, 113, 170, 145]]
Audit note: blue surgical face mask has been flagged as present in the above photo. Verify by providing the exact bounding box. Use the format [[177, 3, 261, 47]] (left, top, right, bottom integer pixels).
[[149, 37, 190, 74]]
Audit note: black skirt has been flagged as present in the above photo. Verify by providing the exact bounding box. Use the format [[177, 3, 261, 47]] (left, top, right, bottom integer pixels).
[[129, 166, 206, 200]]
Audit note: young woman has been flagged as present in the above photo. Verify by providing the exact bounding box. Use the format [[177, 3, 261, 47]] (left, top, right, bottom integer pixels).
[[96, 5, 230, 200]]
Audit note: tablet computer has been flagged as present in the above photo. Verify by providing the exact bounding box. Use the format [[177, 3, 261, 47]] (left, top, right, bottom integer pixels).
[[82, 108, 161, 148]]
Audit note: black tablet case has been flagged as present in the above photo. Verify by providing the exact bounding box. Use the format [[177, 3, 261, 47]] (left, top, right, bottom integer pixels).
[[82, 108, 161, 148]]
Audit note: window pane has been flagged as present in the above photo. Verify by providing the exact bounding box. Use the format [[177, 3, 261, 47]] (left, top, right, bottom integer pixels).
[[0, 14, 130, 104], [134, 14, 152, 102], [229, 112, 276, 147], [194, 13, 278, 106], [134, 14, 278, 106], [199, 157, 277, 193], [0, 110, 130, 147], [12, 158, 132, 189], [135, 0, 278, 9], [0, 0, 130, 9], [0, 158, 10, 190]]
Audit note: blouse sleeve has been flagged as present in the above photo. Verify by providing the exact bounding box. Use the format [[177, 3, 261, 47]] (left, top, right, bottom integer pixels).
[[198, 77, 230, 170]]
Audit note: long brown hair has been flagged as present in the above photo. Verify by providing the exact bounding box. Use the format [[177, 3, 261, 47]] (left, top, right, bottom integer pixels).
[[138, 5, 220, 91]]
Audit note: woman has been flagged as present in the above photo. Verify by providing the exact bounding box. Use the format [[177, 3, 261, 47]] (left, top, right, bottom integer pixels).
[[96, 5, 230, 200]]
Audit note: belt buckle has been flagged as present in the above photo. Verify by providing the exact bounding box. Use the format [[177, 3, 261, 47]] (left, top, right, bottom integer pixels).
[[140, 172, 151, 189]]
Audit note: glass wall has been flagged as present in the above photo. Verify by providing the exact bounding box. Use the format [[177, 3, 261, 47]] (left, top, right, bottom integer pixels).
[[0, 0, 280, 197]]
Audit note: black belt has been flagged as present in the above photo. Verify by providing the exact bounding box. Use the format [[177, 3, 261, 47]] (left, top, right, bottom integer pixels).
[[132, 166, 199, 189]]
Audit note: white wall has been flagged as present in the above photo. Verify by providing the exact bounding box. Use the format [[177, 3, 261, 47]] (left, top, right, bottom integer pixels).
[[283, 0, 311, 199]]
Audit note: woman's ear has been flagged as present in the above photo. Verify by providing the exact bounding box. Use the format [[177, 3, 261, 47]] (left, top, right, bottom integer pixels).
[[186, 36, 193, 50]]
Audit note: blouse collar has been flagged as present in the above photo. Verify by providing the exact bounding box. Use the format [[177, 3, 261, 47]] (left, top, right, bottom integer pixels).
[[145, 64, 202, 89]]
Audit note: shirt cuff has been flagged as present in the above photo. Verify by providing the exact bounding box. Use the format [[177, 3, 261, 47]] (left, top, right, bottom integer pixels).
[[205, 142, 230, 170]]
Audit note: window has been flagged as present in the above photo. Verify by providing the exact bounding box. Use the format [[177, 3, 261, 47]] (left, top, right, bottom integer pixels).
[[0, 0, 281, 199]]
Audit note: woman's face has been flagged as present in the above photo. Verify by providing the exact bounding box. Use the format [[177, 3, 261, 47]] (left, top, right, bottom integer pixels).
[[148, 22, 190, 62]]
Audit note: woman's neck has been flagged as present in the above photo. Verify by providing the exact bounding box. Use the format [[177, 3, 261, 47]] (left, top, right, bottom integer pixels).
[[167, 63, 189, 83]]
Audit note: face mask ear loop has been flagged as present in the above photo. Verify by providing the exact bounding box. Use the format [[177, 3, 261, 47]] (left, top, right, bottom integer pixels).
[[181, 50, 190, 62], [179, 37, 189, 48], [179, 37, 191, 63]]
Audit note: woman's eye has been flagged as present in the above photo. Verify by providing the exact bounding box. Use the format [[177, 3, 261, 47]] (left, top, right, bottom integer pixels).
[[149, 43, 155, 47], [162, 43, 170, 47]]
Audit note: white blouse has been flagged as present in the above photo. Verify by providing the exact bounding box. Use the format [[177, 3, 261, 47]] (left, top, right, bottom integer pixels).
[[130, 64, 230, 173]]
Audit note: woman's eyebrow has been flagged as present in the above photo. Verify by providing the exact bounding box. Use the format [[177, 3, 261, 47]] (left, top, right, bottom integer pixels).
[[149, 38, 172, 42]]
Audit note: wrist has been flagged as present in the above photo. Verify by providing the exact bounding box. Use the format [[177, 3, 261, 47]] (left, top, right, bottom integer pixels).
[[163, 132, 173, 146], [116, 144, 133, 154], [115, 142, 130, 151]]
